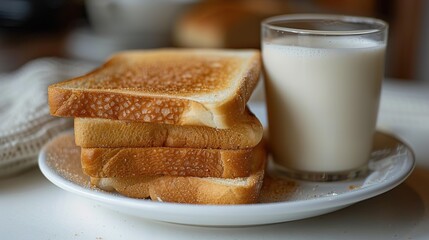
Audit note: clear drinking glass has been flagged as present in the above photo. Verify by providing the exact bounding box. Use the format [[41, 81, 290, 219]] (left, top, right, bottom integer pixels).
[[262, 14, 388, 181]]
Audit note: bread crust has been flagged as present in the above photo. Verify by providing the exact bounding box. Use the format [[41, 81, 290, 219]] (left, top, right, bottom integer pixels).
[[48, 49, 261, 128], [74, 107, 262, 149], [91, 169, 265, 204], [81, 141, 264, 179], [91, 146, 266, 204]]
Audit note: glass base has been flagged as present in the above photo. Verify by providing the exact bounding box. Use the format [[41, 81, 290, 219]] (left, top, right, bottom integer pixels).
[[273, 163, 369, 182]]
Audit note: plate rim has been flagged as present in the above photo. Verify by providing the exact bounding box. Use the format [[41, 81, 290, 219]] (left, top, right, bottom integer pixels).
[[38, 130, 415, 224]]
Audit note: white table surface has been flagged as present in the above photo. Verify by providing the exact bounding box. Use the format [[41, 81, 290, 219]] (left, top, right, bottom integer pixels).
[[1, 80, 429, 240]]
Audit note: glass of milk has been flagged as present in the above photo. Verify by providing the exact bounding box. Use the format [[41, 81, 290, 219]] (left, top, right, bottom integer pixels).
[[262, 14, 388, 181]]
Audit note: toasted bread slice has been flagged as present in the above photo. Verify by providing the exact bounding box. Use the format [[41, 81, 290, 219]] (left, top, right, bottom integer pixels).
[[91, 154, 266, 204], [74, 107, 262, 149], [91, 170, 264, 205], [48, 49, 261, 128], [81, 141, 265, 179]]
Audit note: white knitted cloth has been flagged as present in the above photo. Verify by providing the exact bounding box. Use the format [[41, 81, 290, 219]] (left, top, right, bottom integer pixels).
[[0, 58, 94, 177]]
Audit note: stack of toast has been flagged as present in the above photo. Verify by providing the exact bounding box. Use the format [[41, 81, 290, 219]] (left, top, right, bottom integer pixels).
[[48, 49, 265, 204]]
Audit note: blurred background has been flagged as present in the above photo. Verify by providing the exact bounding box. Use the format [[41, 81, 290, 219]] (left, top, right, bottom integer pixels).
[[0, 0, 427, 81]]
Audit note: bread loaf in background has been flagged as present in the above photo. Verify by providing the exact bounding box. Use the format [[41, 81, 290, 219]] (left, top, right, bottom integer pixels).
[[174, 0, 292, 48]]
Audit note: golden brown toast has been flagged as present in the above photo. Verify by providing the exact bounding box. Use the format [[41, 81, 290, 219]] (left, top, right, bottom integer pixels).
[[48, 49, 261, 128], [43, 132, 266, 205], [91, 169, 265, 204], [74, 107, 262, 149], [91, 145, 266, 204], [81, 141, 265, 179]]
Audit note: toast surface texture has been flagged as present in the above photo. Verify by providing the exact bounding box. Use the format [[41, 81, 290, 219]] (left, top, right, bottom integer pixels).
[[74, 107, 262, 149], [81, 142, 265, 179], [44, 133, 266, 205], [91, 153, 266, 204], [48, 49, 261, 128]]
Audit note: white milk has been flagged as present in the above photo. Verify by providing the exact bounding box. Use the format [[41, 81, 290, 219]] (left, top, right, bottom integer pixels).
[[263, 37, 386, 172]]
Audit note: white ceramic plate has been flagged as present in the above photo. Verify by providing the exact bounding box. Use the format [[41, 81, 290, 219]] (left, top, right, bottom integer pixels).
[[38, 104, 415, 226], [38, 134, 414, 226]]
